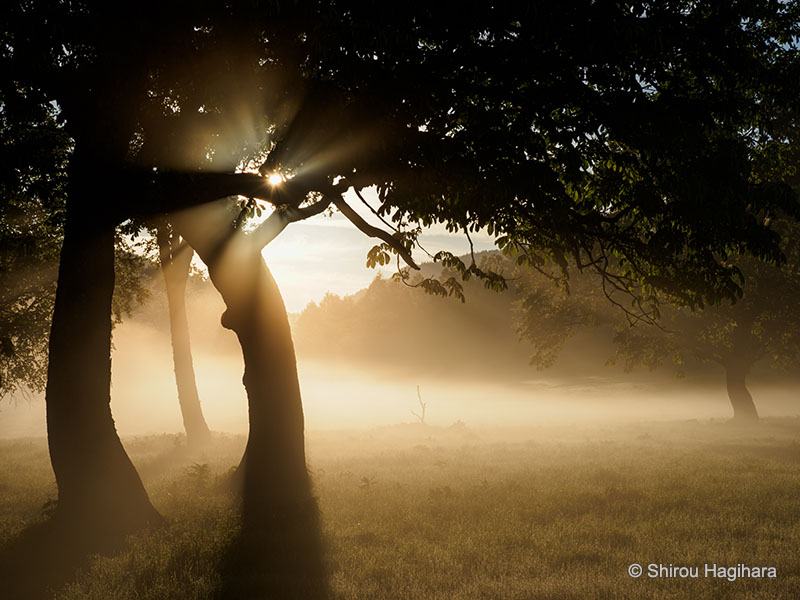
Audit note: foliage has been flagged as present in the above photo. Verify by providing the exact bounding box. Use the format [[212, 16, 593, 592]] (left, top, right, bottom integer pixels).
[[330, 2, 800, 310], [5, 4, 800, 369], [0, 84, 67, 398], [5, 1, 800, 305], [513, 219, 800, 379], [516, 280, 603, 370], [0, 76, 155, 400], [610, 222, 800, 376], [112, 236, 153, 327]]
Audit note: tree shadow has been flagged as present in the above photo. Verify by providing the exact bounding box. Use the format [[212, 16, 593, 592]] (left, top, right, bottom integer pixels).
[[215, 497, 330, 600], [0, 516, 127, 600]]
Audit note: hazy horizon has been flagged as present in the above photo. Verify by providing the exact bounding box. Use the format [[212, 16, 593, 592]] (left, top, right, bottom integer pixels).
[[3, 316, 799, 439]]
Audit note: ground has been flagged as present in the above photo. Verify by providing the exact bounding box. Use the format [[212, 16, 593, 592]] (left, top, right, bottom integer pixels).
[[1, 419, 800, 599]]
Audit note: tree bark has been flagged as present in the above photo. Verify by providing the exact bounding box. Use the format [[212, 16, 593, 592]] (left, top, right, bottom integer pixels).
[[157, 228, 212, 449], [46, 144, 162, 534], [230, 250, 312, 522], [175, 203, 326, 597], [724, 359, 759, 423], [176, 204, 311, 512]]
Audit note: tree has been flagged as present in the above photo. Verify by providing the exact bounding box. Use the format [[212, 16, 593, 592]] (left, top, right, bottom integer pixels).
[[4, 0, 800, 575], [611, 227, 800, 422], [0, 83, 68, 398], [154, 224, 212, 449], [0, 85, 149, 401], [3, 1, 291, 534], [0, 80, 212, 449], [514, 219, 800, 422], [292, 261, 525, 377], [170, 202, 330, 597]]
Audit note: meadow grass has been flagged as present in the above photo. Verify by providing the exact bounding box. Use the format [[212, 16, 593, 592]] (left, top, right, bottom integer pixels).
[[1, 419, 800, 598]]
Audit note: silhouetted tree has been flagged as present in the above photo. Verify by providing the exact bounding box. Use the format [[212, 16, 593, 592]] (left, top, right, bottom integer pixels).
[[3, 1, 291, 535], [0, 84, 149, 400], [171, 202, 330, 597], [155, 224, 212, 449], [0, 83, 68, 398], [515, 221, 800, 422], [611, 225, 800, 422]]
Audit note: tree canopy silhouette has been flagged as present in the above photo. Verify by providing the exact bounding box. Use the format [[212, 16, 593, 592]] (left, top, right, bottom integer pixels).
[[514, 229, 800, 423], [609, 220, 800, 422]]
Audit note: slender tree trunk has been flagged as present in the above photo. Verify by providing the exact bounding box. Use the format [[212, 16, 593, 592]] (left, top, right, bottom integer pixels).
[[46, 144, 162, 534], [723, 359, 759, 423], [157, 227, 212, 449]]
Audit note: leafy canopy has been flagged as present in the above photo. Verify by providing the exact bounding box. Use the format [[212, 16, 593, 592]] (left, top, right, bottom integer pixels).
[[3, 1, 800, 314]]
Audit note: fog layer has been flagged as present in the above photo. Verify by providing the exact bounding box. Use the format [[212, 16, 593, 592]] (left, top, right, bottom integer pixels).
[[3, 318, 798, 438]]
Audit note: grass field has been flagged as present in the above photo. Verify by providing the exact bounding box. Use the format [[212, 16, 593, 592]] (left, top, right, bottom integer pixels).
[[1, 418, 800, 599]]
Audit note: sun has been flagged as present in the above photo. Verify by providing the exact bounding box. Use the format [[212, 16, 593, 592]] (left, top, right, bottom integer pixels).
[[267, 173, 284, 186]]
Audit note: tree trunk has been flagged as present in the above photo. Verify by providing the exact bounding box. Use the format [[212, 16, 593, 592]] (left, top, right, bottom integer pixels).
[[175, 204, 326, 597], [157, 228, 212, 449], [228, 249, 311, 521], [177, 205, 311, 512], [724, 360, 759, 423], [46, 144, 162, 535]]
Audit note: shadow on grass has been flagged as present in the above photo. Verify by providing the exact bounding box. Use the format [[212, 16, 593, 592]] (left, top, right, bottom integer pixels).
[[0, 516, 126, 600], [216, 498, 329, 600]]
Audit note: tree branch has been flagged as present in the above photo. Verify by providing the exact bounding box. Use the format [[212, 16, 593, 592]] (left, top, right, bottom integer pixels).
[[332, 197, 420, 270], [349, 182, 399, 233], [251, 196, 334, 250], [465, 227, 476, 267], [120, 170, 325, 222]]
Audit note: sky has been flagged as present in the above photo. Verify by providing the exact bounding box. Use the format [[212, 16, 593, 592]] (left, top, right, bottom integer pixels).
[[257, 186, 497, 313]]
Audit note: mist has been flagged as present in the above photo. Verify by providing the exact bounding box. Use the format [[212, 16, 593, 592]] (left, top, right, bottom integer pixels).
[[3, 258, 800, 600], [3, 286, 799, 439]]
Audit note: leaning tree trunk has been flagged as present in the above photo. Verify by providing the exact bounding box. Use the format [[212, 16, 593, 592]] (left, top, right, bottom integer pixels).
[[157, 227, 212, 449], [723, 358, 759, 423], [46, 144, 162, 535], [175, 204, 325, 597], [177, 206, 311, 515]]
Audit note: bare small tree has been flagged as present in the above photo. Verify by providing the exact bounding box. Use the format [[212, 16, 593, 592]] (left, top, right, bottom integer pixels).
[[412, 385, 427, 425]]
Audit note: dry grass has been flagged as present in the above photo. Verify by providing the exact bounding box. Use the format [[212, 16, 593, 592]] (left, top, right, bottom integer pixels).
[[1, 419, 799, 598]]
